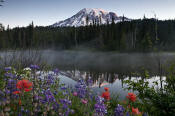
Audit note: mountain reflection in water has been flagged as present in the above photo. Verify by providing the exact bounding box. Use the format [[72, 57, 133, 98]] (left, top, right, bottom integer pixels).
[[59, 69, 165, 100]]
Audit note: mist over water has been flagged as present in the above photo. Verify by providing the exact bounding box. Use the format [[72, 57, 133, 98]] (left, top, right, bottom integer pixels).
[[42, 50, 175, 75], [1, 50, 175, 75]]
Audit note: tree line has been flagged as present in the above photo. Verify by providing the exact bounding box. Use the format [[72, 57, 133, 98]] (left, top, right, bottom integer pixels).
[[1, 18, 175, 52]]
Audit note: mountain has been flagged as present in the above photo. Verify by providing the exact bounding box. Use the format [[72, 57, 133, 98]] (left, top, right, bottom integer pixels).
[[51, 8, 130, 27]]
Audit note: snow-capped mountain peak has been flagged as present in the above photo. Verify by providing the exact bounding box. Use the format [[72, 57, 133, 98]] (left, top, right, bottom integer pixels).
[[52, 8, 130, 27]]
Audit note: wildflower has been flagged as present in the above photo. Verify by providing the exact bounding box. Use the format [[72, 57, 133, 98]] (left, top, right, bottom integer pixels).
[[94, 96, 107, 116], [53, 102, 59, 111], [16, 79, 32, 91], [30, 64, 39, 70], [60, 84, 67, 90], [13, 79, 32, 94], [132, 107, 141, 115], [4, 67, 12, 72], [75, 79, 87, 98], [13, 91, 21, 94], [81, 99, 88, 104], [44, 89, 56, 103], [47, 74, 54, 85], [101, 87, 110, 100], [126, 93, 136, 102], [24, 88, 32, 92], [23, 67, 31, 71], [7, 79, 17, 93], [126, 112, 130, 116], [53, 68, 59, 75], [104, 87, 109, 91], [60, 99, 71, 107], [60, 99, 72, 116], [87, 78, 93, 86], [115, 104, 125, 116], [73, 92, 77, 96], [4, 73, 16, 78]]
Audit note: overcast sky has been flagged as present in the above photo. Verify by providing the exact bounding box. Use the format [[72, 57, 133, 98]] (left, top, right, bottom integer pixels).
[[0, 0, 174, 28]]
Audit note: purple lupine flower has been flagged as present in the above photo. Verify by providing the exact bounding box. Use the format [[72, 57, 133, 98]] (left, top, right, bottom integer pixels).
[[94, 96, 107, 116], [59, 98, 73, 116], [60, 84, 67, 90], [53, 68, 59, 75], [63, 91, 68, 96], [115, 104, 125, 116], [87, 78, 93, 86], [53, 102, 59, 111], [47, 74, 54, 85], [18, 113, 22, 116], [5, 89, 10, 94], [30, 64, 39, 70], [4, 73, 17, 78], [4, 67, 12, 72], [75, 79, 87, 98], [43, 89, 56, 103], [60, 99, 71, 109], [6, 79, 18, 94], [60, 99, 71, 106], [60, 84, 69, 96], [96, 95, 105, 103], [126, 112, 130, 116]]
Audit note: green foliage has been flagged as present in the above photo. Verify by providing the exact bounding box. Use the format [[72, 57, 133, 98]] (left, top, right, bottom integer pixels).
[[124, 64, 175, 115]]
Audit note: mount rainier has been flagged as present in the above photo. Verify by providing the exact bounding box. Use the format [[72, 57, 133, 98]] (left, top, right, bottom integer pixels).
[[52, 8, 130, 27]]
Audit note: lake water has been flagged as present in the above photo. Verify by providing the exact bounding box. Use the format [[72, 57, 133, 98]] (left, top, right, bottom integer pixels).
[[58, 70, 166, 100], [0, 50, 173, 99]]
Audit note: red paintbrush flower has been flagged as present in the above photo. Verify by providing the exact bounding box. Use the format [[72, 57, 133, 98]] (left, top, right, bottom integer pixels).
[[101, 87, 110, 100], [24, 88, 32, 92], [13, 91, 21, 94], [13, 79, 32, 94], [17, 79, 32, 90], [126, 93, 136, 102]]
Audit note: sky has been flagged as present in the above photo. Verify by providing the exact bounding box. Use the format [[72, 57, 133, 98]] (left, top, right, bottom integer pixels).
[[0, 0, 175, 28]]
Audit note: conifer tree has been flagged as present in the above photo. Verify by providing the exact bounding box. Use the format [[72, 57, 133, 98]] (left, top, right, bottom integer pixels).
[[86, 15, 89, 26]]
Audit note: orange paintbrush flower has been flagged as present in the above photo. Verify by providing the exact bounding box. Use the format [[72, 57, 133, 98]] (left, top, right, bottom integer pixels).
[[101, 87, 110, 100], [132, 107, 141, 115]]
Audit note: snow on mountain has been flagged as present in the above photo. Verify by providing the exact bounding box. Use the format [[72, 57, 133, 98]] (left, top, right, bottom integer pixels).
[[51, 8, 131, 27]]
